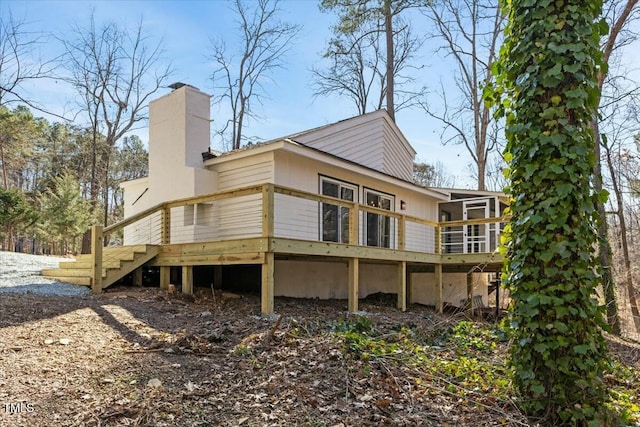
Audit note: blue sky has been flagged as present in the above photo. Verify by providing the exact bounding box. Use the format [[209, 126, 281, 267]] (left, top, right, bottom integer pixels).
[[4, 0, 473, 182], [3, 0, 639, 189]]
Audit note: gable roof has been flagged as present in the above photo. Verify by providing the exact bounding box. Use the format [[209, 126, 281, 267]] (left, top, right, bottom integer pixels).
[[204, 138, 449, 201], [287, 110, 416, 154], [214, 110, 417, 181]]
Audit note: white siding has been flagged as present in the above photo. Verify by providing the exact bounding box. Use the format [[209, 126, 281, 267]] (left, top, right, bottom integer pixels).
[[215, 195, 263, 239], [404, 221, 435, 253], [294, 111, 415, 181], [274, 193, 319, 240], [209, 153, 274, 240], [217, 154, 273, 191], [297, 121, 386, 172], [274, 151, 441, 251], [382, 124, 414, 181]]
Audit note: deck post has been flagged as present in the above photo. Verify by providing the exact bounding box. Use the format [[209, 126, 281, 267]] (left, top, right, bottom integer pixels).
[[182, 266, 193, 295], [348, 257, 359, 312], [261, 252, 275, 316], [397, 261, 406, 311], [435, 224, 442, 255], [435, 223, 443, 313], [467, 272, 474, 316], [90, 225, 103, 294], [435, 264, 443, 313], [134, 267, 143, 287], [160, 266, 170, 289], [398, 215, 406, 250], [348, 202, 359, 245], [161, 206, 170, 244], [261, 184, 275, 317], [262, 183, 275, 238]]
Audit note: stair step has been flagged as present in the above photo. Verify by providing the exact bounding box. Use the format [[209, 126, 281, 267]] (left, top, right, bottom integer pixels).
[[41, 244, 158, 290], [60, 260, 124, 269], [44, 276, 91, 286], [42, 268, 105, 278], [73, 245, 149, 261]]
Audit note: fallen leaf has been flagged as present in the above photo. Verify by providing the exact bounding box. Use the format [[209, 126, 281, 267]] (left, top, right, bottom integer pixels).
[[147, 378, 162, 388]]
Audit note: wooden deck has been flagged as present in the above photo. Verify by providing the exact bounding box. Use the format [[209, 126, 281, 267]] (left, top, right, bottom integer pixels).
[[43, 184, 506, 316]]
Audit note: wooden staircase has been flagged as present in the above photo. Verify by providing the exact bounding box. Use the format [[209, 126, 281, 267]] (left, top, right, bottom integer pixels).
[[42, 245, 159, 289]]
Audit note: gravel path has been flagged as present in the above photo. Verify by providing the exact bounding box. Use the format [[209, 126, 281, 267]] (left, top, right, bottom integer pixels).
[[0, 251, 90, 296]]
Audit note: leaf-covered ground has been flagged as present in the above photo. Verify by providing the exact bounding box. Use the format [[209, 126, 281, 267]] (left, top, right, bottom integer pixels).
[[0, 288, 638, 426]]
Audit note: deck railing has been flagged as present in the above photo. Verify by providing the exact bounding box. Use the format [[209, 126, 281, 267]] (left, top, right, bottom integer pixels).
[[96, 183, 507, 256]]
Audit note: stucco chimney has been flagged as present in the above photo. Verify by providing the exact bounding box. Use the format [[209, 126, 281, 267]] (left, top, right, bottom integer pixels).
[[147, 84, 212, 203]]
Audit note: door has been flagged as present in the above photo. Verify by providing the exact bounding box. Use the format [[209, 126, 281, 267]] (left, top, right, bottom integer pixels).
[[463, 199, 490, 253], [364, 189, 394, 248]]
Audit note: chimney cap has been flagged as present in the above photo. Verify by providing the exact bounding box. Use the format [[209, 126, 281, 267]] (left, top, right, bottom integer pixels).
[[169, 82, 199, 91]]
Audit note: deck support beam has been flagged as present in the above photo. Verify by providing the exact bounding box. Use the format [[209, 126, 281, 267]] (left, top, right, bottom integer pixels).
[[214, 266, 223, 289], [133, 267, 143, 287], [160, 266, 170, 290], [90, 225, 103, 294], [261, 252, 275, 316], [397, 261, 406, 311], [435, 264, 443, 313], [182, 266, 193, 295], [348, 258, 359, 313]]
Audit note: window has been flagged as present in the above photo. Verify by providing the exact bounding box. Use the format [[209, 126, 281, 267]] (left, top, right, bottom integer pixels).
[[364, 188, 394, 248], [320, 177, 357, 243]]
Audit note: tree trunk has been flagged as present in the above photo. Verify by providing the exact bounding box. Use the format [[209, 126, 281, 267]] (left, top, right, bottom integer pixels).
[[6, 225, 14, 253], [384, 0, 395, 121], [587, 0, 638, 336], [592, 122, 621, 334], [0, 136, 8, 189], [604, 141, 640, 333], [476, 156, 486, 191]]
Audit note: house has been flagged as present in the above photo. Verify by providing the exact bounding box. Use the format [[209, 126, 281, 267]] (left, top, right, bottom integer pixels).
[[43, 83, 507, 316]]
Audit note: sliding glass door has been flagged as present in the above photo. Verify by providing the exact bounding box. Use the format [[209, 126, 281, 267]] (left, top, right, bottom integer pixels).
[[364, 189, 393, 248]]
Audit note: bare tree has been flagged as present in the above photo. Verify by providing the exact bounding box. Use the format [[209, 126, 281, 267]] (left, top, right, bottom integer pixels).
[[591, 0, 639, 335], [598, 73, 640, 334], [421, 0, 504, 191], [312, 15, 425, 116], [320, 0, 423, 122], [413, 160, 454, 188], [61, 14, 172, 225], [209, 0, 300, 151], [0, 11, 58, 189]]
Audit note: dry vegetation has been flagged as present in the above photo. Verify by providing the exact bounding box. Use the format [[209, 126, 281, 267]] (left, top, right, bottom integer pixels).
[[0, 287, 639, 427]]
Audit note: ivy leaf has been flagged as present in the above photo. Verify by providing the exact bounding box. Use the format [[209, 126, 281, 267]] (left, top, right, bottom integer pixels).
[[531, 384, 545, 395], [555, 183, 574, 198], [573, 344, 590, 355], [596, 189, 609, 204]]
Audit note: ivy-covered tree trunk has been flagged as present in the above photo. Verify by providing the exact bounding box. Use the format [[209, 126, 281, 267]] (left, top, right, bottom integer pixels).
[[496, 0, 610, 424]]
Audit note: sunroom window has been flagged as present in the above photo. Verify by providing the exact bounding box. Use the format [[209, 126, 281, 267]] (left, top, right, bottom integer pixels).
[[320, 177, 357, 243]]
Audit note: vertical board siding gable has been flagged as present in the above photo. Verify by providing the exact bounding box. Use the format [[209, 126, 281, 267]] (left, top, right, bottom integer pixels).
[[382, 122, 414, 181], [295, 112, 415, 181]]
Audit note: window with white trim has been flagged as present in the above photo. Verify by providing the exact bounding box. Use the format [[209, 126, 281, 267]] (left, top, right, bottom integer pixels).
[[320, 177, 357, 243], [364, 188, 394, 248]]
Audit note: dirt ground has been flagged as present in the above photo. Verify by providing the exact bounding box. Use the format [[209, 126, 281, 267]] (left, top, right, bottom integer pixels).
[[1, 287, 638, 427]]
